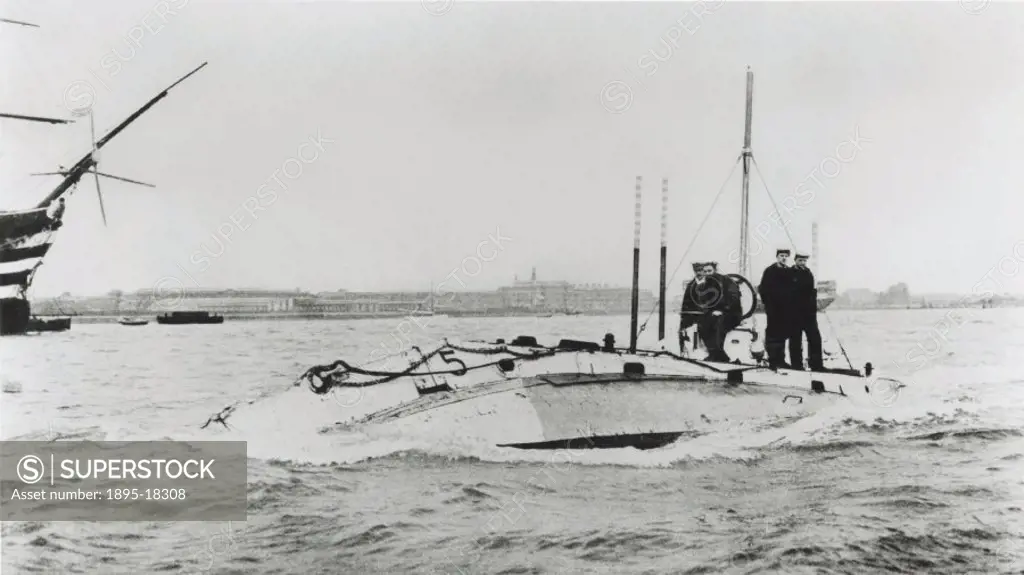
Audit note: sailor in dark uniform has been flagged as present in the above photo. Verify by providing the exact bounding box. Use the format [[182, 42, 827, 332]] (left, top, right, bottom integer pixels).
[[788, 252, 824, 371], [679, 261, 743, 363], [758, 248, 794, 369], [705, 261, 743, 319], [677, 262, 705, 353]]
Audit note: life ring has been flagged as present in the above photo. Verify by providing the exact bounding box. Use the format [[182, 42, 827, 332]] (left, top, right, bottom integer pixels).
[[726, 273, 759, 320]]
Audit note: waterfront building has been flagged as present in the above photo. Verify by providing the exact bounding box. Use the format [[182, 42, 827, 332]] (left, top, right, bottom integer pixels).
[[31, 270, 657, 318], [438, 291, 506, 313], [497, 268, 573, 310], [302, 290, 432, 314]]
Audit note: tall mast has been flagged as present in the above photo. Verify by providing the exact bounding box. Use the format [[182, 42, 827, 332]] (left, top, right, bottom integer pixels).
[[811, 221, 819, 275], [629, 176, 642, 353], [658, 178, 667, 340], [738, 66, 753, 277]]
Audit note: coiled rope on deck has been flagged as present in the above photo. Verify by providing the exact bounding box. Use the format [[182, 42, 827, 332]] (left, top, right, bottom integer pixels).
[[296, 340, 560, 395], [203, 341, 560, 430], [295, 337, 766, 398], [201, 339, 763, 430]]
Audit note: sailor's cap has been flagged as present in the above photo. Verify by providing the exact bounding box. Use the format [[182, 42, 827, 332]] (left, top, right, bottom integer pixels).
[[794, 252, 810, 259], [776, 248, 791, 255], [691, 262, 704, 271]]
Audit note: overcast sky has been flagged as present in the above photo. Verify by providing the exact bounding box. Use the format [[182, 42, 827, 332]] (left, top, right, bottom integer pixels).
[[2, 0, 1021, 297]]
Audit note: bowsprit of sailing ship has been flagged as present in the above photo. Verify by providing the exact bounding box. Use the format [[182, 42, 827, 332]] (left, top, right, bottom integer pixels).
[[200, 68, 906, 451], [0, 52, 207, 335]]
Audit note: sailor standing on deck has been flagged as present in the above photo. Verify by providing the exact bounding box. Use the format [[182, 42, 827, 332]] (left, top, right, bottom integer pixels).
[[758, 248, 794, 369], [788, 252, 825, 371], [679, 261, 743, 363]]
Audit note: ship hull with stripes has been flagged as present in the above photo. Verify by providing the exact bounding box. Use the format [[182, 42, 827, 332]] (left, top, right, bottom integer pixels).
[[0, 208, 65, 335]]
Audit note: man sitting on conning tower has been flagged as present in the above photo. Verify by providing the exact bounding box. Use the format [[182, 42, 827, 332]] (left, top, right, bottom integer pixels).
[[679, 261, 743, 363]]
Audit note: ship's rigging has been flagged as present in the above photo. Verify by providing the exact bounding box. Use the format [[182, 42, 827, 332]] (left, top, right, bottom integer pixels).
[[0, 19, 207, 334], [0, 18, 73, 125], [633, 67, 852, 369], [0, 62, 207, 263]]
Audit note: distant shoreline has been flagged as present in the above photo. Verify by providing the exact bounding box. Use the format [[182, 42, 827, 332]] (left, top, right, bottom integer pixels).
[[46, 310, 617, 324], [33, 304, 1020, 324]]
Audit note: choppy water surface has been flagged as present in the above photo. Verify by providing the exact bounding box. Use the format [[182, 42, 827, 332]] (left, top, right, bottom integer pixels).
[[1, 309, 1023, 574]]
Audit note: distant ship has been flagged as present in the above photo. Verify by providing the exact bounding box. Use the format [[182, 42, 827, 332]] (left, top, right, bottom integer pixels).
[[156, 311, 224, 325], [26, 316, 71, 332]]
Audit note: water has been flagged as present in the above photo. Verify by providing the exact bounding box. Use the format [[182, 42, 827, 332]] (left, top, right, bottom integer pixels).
[[1, 310, 1022, 574]]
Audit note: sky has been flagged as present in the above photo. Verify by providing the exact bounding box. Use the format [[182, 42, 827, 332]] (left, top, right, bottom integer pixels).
[[2, 0, 1023, 298]]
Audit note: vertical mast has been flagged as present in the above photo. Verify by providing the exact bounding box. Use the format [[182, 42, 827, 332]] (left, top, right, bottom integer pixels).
[[658, 178, 668, 340], [738, 66, 754, 277], [629, 176, 642, 353], [811, 221, 819, 275]]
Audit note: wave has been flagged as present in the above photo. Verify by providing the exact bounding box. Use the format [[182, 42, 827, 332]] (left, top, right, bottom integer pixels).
[[905, 427, 1023, 442], [205, 399, 991, 468], [11, 370, 1018, 473], [785, 440, 876, 454]]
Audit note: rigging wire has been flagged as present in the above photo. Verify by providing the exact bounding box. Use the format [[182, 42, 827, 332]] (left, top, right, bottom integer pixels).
[[637, 154, 742, 338], [633, 148, 857, 372], [750, 155, 854, 370]]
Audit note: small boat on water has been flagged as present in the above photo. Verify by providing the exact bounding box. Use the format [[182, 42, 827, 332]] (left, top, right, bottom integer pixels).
[[157, 311, 224, 325], [118, 316, 148, 326], [200, 68, 905, 450]]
